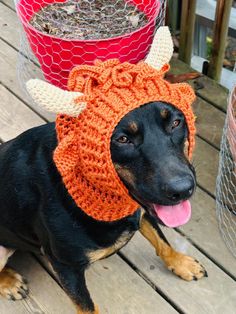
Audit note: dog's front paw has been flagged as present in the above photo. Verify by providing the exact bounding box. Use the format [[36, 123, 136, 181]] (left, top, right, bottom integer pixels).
[[166, 253, 208, 281], [0, 267, 29, 300]]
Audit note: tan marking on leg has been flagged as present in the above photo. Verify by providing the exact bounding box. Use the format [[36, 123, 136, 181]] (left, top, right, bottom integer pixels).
[[0, 267, 28, 300], [140, 217, 207, 281], [76, 304, 99, 314], [114, 164, 136, 187]]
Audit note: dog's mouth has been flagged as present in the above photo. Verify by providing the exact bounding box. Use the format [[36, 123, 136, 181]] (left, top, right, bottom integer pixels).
[[130, 193, 191, 228]]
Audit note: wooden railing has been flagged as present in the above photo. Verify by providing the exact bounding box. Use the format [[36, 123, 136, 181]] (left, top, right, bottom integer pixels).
[[178, 0, 233, 82]]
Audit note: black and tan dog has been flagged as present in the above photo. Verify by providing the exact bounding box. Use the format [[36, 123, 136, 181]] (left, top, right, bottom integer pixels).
[[0, 100, 207, 313], [0, 26, 208, 313]]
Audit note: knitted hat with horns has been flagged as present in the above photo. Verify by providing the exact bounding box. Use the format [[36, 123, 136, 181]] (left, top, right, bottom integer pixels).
[[26, 27, 196, 222]]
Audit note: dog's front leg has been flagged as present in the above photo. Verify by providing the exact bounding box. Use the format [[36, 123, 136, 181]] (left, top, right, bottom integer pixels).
[[48, 257, 99, 314], [139, 212, 207, 281]]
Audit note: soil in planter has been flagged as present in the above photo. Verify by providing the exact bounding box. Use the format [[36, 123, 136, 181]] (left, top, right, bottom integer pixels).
[[29, 0, 149, 40]]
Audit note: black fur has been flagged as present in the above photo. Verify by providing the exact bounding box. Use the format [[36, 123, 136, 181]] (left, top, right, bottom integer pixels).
[[0, 101, 196, 311]]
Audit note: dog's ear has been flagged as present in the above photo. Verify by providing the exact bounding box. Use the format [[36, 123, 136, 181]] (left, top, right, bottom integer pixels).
[[26, 79, 87, 117], [145, 26, 173, 71]]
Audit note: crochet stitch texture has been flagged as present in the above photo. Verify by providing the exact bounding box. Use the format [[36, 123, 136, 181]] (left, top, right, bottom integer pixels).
[[53, 59, 196, 222]]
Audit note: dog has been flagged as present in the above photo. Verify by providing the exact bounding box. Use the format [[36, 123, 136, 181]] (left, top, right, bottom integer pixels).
[[0, 100, 207, 313]]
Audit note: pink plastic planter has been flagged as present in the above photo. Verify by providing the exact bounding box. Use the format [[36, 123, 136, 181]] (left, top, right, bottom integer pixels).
[[17, 0, 160, 89]]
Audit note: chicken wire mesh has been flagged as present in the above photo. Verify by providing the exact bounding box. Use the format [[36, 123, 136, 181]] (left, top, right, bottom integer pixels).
[[15, 0, 166, 90], [216, 85, 236, 258]]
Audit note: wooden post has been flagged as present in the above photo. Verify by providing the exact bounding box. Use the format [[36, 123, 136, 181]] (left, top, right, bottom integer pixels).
[[167, 0, 180, 35], [178, 0, 197, 65], [207, 0, 233, 82]]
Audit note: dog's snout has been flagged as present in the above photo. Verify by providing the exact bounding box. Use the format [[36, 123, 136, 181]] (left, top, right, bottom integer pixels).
[[164, 176, 195, 202]]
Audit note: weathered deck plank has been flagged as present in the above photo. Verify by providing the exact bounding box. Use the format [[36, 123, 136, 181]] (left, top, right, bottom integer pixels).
[[0, 84, 44, 141], [21, 253, 178, 314], [121, 231, 236, 314], [0, 38, 55, 121], [87, 255, 177, 314], [194, 137, 219, 196], [170, 58, 229, 112], [1, 0, 15, 10], [180, 188, 236, 278], [0, 3, 54, 121], [0, 300, 32, 314], [194, 97, 225, 149], [40, 255, 178, 314], [0, 2, 20, 48]]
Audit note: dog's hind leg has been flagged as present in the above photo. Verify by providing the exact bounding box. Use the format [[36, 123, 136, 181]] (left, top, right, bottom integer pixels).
[[139, 212, 208, 281], [0, 246, 29, 300]]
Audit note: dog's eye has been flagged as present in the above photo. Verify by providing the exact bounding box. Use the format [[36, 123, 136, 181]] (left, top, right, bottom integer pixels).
[[117, 136, 131, 144], [172, 119, 181, 129]]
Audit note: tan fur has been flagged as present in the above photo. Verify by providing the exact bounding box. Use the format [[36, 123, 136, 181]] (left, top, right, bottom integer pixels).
[[140, 216, 206, 281], [0, 267, 28, 300], [184, 139, 189, 158], [76, 304, 99, 314], [128, 121, 139, 133], [160, 108, 169, 119], [0, 247, 14, 272], [114, 164, 136, 187], [87, 232, 134, 264]]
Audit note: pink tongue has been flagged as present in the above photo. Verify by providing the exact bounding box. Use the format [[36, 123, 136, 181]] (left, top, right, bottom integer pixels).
[[153, 200, 191, 227]]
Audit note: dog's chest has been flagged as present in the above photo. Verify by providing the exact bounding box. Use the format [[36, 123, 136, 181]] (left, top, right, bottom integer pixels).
[[87, 231, 134, 264]]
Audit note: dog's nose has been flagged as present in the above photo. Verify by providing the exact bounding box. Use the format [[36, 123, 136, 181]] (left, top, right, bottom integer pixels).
[[164, 176, 194, 202]]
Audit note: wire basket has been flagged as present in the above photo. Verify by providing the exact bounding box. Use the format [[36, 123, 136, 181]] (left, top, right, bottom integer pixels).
[[15, 0, 166, 90], [216, 85, 236, 258]]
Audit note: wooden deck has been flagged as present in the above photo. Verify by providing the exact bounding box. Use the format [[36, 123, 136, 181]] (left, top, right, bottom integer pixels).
[[1, 1, 236, 313]]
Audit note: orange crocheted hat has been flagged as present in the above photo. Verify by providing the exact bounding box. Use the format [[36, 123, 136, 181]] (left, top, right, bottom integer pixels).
[[26, 27, 196, 222]]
